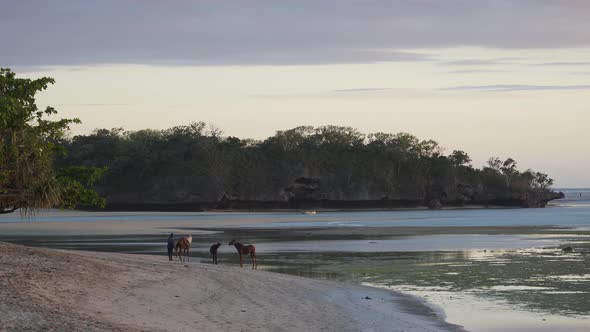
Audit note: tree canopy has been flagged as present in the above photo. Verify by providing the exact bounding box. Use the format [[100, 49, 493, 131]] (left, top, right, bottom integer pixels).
[[59, 122, 557, 209], [0, 68, 104, 214]]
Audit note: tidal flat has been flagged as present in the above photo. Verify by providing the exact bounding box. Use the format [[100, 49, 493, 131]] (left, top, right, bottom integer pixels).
[[1, 201, 590, 331]]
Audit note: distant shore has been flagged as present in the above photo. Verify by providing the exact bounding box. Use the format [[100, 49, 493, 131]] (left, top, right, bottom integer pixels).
[[0, 242, 461, 332], [85, 191, 564, 212], [82, 203, 528, 213]]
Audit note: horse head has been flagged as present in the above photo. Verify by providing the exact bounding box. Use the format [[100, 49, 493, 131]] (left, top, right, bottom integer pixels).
[[228, 239, 236, 245]]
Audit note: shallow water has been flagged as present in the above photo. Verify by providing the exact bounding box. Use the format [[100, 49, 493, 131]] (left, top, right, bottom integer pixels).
[[0, 188, 589, 228], [253, 234, 570, 252], [1, 207, 588, 228], [1, 190, 589, 331]]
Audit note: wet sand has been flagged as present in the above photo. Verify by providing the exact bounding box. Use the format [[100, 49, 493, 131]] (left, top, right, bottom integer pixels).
[[0, 209, 580, 237], [1, 205, 587, 237], [0, 242, 461, 332]]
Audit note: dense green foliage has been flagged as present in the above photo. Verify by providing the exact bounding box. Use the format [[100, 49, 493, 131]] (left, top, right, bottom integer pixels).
[[0, 68, 104, 214], [59, 123, 556, 209]]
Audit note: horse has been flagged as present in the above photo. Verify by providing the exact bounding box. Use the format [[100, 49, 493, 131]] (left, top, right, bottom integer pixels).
[[229, 239, 257, 269], [210, 242, 221, 264], [175, 234, 192, 262]]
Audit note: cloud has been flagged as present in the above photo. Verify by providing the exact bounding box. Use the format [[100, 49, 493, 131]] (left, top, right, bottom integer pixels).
[[440, 59, 506, 66], [531, 62, 590, 66], [1, 0, 590, 67], [55, 103, 130, 107], [250, 88, 394, 99], [441, 84, 590, 92], [332, 88, 393, 93], [447, 69, 508, 74]]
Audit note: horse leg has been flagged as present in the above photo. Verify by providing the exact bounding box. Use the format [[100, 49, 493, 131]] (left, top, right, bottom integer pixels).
[[187, 248, 190, 262], [239, 253, 243, 268], [251, 252, 257, 269]]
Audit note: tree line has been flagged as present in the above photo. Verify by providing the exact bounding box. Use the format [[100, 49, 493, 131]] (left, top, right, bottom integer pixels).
[[59, 123, 556, 209], [1, 67, 558, 213]]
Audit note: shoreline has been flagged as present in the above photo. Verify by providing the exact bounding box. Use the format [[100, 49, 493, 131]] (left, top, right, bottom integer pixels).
[[0, 242, 463, 332], [0, 204, 566, 226], [79, 204, 531, 213], [0, 208, 582, 238]]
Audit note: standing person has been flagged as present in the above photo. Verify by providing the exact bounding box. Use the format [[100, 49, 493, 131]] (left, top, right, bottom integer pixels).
[[167, 233, 175, 261], [210, 242, 221, 264]]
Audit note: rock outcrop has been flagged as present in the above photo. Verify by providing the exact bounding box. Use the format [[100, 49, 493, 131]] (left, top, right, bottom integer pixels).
[[94, 175, 564, 211]]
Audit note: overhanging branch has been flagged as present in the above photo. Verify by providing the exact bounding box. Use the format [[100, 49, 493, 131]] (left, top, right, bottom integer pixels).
[[0, 206, 19, 214]]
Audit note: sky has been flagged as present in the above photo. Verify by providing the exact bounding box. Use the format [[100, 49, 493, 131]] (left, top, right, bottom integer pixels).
[[1, 0, 589, 187]]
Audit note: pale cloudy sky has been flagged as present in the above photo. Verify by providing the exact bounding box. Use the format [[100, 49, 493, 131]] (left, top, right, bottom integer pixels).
[[1, 0, 589, 187]]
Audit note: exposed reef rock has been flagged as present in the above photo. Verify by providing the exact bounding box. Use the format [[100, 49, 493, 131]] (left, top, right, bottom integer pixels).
[[91, 176, 564, 211]]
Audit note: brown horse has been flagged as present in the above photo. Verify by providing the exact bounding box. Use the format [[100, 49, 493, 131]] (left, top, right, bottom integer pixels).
[[229, 239, 257, 269], [175, 234, 192, 262], [210, 242, 221, 264]]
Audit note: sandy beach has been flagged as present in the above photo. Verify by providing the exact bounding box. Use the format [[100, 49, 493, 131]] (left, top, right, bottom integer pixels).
[[0, 242, 462, 332]]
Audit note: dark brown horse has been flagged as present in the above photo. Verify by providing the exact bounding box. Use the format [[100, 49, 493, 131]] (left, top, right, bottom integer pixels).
[[210, 242, 221, 264], [229, 240, 257, 269], [175, 234, 192, 262]]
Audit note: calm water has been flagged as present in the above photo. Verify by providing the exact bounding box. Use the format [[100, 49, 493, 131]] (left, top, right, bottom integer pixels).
[[1, 189, 589, 331], [2, 191, 589, 228]]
